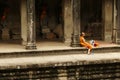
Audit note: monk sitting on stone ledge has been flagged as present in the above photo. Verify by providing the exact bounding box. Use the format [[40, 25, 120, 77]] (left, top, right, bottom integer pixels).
[[80, 32, 99, 54]]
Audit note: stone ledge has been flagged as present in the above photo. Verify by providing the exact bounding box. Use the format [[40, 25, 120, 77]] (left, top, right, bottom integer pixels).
[[0, 46, 120, 58], [0, 59, 119, 70]]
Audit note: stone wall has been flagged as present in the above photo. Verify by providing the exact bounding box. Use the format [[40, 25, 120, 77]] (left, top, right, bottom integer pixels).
[[0, 60, 119, 80]]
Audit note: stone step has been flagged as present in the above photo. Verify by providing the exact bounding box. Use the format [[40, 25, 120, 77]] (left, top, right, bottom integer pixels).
[[0, 52, 119, 79], [0, 46, 120, 58]]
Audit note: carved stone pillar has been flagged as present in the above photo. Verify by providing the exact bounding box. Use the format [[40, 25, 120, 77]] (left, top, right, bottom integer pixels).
[[71, 0, 80, 47], [21, 0, 27, 45], [103, 0, 113, 42], [112, 0, 117, 43], [64, 0, 73, 46], [116, 0, 120, 44], [26, 0, 36, 49]]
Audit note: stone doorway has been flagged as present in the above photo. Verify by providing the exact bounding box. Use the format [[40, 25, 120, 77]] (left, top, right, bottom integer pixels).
[[80, 0, 103, 40], [35, 0, 64, 41]]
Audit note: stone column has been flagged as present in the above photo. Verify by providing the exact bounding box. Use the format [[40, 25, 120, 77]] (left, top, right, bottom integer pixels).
[[26, 0, 36, 49], [103, 0, 113, 42], [21, 0, 27, 45], [112, 0, 117, 43], [64, 0, 73, 46], [71, 0, 80, 47], [116, 0, 120, 44]]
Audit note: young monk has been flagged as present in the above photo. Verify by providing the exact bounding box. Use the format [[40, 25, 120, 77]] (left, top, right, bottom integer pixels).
[[80, 32, 93, 54]]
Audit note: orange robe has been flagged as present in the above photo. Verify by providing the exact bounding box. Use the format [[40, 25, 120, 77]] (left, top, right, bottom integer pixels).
[[80, 36, 92, 49]]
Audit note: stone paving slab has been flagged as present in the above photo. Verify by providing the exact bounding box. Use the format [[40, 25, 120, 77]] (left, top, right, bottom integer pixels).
[[0, 52, 119, 70]]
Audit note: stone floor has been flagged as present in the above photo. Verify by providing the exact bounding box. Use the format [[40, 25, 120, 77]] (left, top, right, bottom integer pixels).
[[0, 40, 119, 53]]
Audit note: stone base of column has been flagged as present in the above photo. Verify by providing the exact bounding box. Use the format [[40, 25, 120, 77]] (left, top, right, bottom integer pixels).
[[71, 34, 80, 47], [26, 43, 37, 50], [22, 40, 27, 46]]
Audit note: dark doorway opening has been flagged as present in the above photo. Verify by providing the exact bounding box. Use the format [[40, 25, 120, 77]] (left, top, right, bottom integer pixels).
[[35, 0, 64, 41], [0, 0, 9, 40], [0, 0, 21, 41], [81, 0, 103, 40]]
